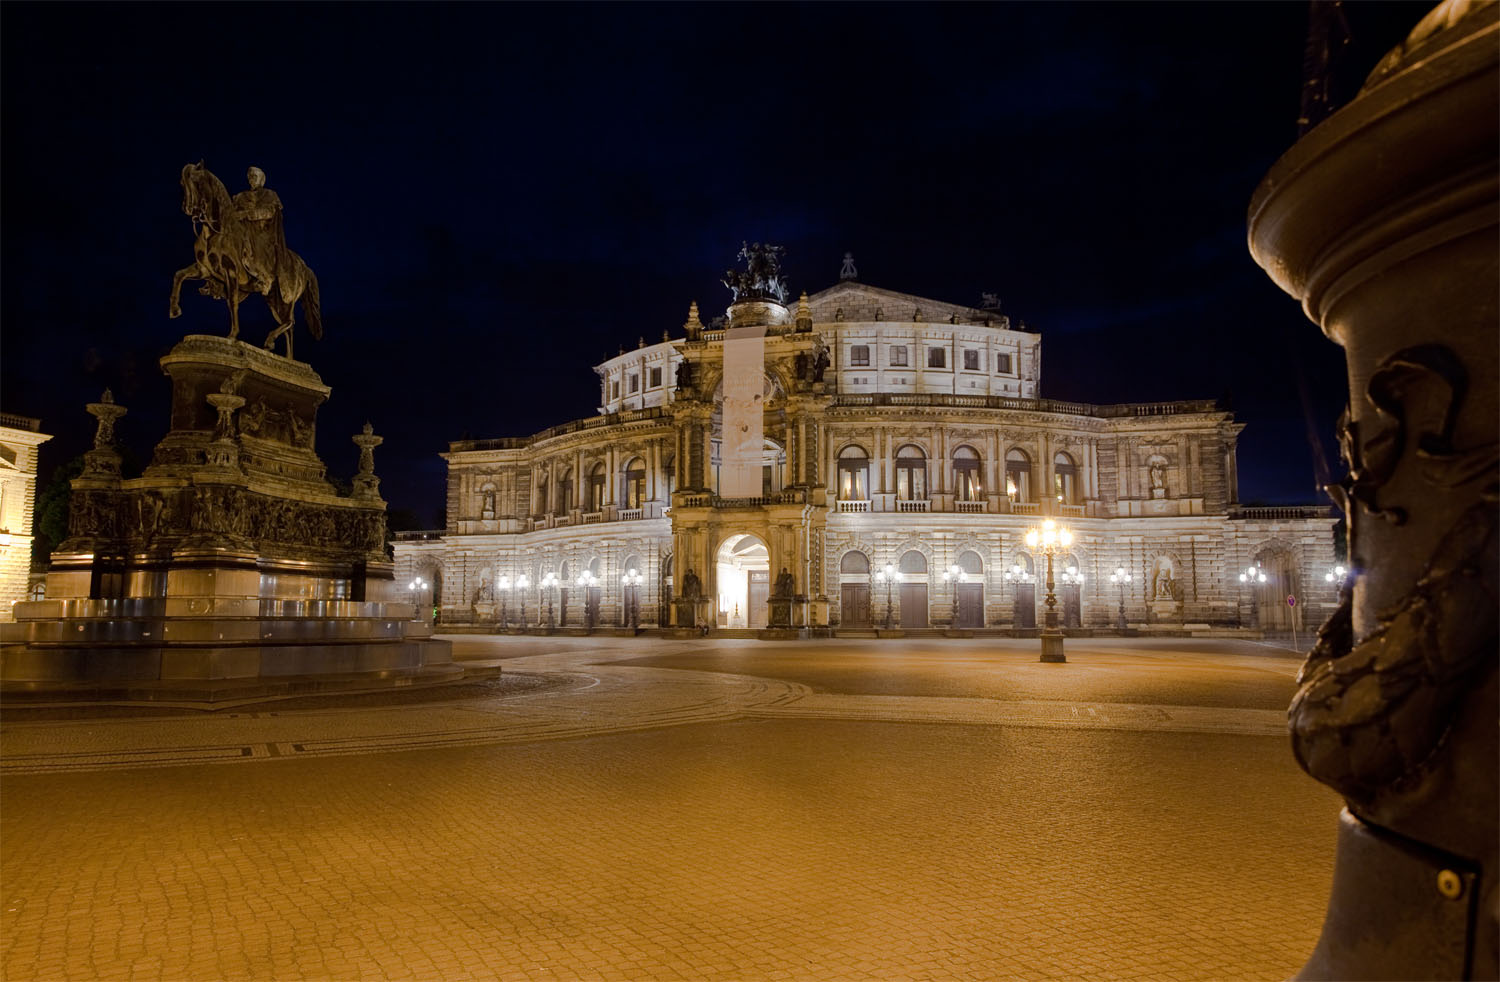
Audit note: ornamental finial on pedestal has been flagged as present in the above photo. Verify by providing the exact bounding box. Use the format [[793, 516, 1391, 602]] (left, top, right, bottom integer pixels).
[[83, 390, 128, 478], [684, 301, 703, 341], [352, 422, 383, 499]]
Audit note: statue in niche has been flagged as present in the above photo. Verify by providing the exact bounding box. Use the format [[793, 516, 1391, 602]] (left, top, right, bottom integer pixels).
[[675, 359, 694, 392], [1148, 456, 1168, 498], [481, 487, 496, 518], [681, 568, 702, 600], [1153, 564, 1177, 600], [169, 162, 323, 358], [773, 567, 795, 598], [811, 345, 830, 383], [794, 352, 809, 382]]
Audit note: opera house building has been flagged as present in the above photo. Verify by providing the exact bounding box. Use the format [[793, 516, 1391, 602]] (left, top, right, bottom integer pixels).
[[394, 267, 1336, 636]]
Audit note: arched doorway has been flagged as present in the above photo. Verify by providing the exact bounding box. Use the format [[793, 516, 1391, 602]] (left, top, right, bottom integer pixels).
[[898, 550, 929, 628], [716, 533, 770, 629], [1254, 547, 1300, 630], [1060, 553, 1083, 628], [954, 550, 984, 628], [839, 550, 872, 627]]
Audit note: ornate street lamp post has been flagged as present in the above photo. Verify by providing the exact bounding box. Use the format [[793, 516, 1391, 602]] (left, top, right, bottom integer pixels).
[[1109, 566, 1131, 631], [1024, 518, 1072, 663], [576, 569, 598, 632], [874, 562, 895, 630], [622, 568, 643, 630], [942, 563, 966, 627], [497, 574, 510, 629], [541, 571, 558, 631], [407, 576, 428, 623], [515, 573, 529, 630], [1238, 563, 1266, 628]]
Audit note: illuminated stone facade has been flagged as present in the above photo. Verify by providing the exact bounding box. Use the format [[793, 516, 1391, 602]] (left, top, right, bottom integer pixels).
[[0, 413, 50, 621], [395, 280, 1337, 633]]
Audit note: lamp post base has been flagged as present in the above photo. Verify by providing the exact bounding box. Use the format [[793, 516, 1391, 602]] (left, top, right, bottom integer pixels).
[[1040, 632, 1066, 663]]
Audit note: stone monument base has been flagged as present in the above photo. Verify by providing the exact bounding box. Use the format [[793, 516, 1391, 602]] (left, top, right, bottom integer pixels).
[[0, 333, 460, 699]]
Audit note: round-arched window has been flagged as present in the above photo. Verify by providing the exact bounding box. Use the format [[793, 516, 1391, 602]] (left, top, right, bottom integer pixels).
[[956, 550, 983, 575], [840, 551, 871, 574], [898, 550, 928, 575]]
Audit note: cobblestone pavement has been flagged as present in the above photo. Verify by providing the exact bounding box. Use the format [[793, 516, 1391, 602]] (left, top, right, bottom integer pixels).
[[1, 637, 1342, 981]]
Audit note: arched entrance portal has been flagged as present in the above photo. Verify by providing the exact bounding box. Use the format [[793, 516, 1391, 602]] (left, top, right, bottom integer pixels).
[[716, 533, 770, 629]]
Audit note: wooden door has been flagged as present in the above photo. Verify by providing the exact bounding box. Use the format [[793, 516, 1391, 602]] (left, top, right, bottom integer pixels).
[[1014, 584, 1036, 628], [899, 583, 928, 628], [1062, 584, 1081, 628], [841, 583, 871, 627], [956, 583, 984, 628]]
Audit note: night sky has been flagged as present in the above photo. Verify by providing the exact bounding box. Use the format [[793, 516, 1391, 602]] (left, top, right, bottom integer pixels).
[[2, 2, 1431, 529]]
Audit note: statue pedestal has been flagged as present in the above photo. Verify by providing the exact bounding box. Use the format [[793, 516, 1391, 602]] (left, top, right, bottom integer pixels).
[[1, 336, 455, 696], [1249, 5, 1498, 975]]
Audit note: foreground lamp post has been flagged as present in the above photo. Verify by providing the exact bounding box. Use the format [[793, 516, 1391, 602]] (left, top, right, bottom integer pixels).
[[540, 571, 558, 630], [622, 568, 643, 630], [1237, 564, 1266, 628], [1109, 567, 1131, 631], [874, 562, 895, 630], [497, 574, 511, 629], [576, 569, 598, 631], [515, 573, 529, 629], [1024, 519, 1072, 663]]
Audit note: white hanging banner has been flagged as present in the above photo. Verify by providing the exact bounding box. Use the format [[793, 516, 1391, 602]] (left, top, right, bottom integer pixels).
[[721, 325, 767, 496]]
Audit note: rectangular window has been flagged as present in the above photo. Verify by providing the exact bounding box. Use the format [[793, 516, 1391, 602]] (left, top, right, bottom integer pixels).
[[630, 374, 639, 393], [611, 381, 620, 399], [963, 349, 980, 371], [996, 353, 1012, 374], [850, 345, 870, 366], [889, 345, 908, 366], [650, 367, 662, 387], [928, 347, 946, 368]]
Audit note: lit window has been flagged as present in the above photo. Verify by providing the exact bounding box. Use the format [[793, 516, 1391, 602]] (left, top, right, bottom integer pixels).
[[850, 345, 870, 366]]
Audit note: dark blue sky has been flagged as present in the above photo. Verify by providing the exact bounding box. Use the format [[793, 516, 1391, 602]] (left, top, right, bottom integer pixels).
[[2, 2, 1429, 526]]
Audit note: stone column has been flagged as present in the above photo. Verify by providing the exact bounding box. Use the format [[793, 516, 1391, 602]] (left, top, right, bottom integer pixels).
[[1248, 6, 1498, 978]]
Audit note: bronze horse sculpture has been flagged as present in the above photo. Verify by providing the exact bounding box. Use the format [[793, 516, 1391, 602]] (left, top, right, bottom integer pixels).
[[169, 162, 323, 359]]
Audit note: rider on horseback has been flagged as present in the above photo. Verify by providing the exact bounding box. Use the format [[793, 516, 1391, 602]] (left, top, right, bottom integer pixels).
[[231, 167, 289, 297]]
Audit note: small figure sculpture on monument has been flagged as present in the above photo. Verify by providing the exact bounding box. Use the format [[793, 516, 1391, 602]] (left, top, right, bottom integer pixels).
[[675, 359, 694, 392], [682, 568, 701, 599], [794, 352, 809, 383], [773, 567, 794, 598], [1149, 460, 1167, 492]]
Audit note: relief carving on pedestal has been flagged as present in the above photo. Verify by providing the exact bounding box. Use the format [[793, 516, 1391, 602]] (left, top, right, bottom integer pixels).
[[1292, 344, 1499, 803]]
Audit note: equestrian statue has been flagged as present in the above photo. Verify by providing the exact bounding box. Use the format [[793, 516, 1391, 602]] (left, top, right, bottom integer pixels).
[[169, 162, 323, 359]]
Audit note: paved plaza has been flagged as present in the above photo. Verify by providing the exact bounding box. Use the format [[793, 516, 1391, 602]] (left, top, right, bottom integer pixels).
[[1, 637, 1342, 981]]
